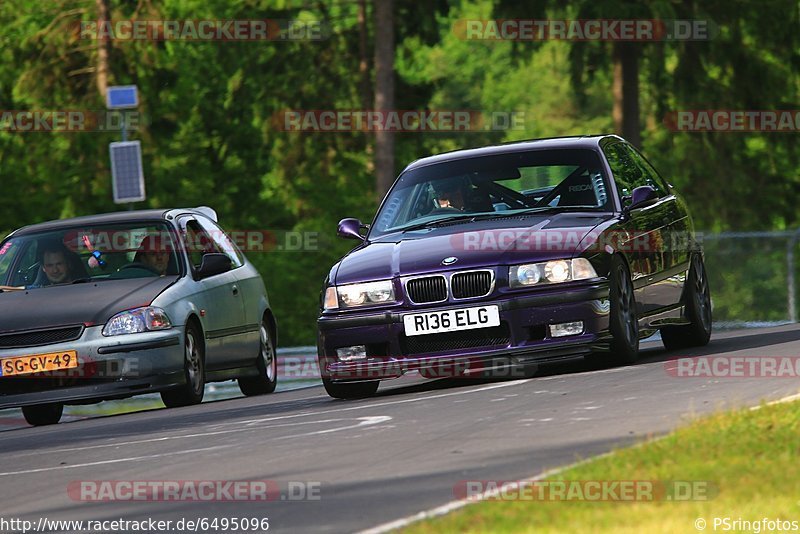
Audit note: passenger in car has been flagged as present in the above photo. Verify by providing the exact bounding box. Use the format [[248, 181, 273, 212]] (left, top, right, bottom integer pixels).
[[134, 235, 174, 276]]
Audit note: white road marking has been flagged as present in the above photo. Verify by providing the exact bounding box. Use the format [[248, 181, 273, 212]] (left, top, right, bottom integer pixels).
[[0, 417, 393, 476], [0, 380, 539, 463], [766, 391, 800, 405], [0, 445, 231, 477], [359, 389, 800, 534], [2, 418, 354, 457], [273, 416, 392, 439], [536, 365, 638, 380], [357, 453, 613, 534], [750, 391, 800, 411], [207, 379, 536, 430]]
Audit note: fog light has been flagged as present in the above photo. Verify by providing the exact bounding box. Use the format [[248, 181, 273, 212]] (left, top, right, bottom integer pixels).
[[336, 345, 367, 361], [549, 321, 584, 338]]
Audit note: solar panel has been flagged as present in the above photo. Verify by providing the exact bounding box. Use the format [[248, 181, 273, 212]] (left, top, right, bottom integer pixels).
[[109, 141, 146, 203], [106, 85, 138, 109]]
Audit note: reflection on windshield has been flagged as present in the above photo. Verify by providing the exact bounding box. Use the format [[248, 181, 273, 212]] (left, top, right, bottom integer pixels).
[[371, 148, 611, 238], [0, 223, 181, 289]]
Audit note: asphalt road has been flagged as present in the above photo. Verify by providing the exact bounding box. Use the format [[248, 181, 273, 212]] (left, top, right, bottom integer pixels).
[[1, 325, 799, 533]]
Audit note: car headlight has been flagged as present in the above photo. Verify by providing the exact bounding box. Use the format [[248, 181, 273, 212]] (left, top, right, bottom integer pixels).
[[324, 280, 395, 310], [102, 306, 173, 336], [509, 258, 597, 288]]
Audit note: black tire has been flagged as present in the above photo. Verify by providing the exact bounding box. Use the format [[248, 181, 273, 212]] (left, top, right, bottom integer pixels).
[[661, 254, 712, 351], [22, 403, 63, 426], [609, 256, 640, 364], [322, 378, 379, 399], [161, 322, 205, 408], [238, 320, 278, 396]]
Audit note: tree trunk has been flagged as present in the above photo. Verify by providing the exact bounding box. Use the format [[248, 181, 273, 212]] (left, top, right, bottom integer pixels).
[[373, 0, 395, 200], [95, 0, 111, 100], [358, 0, 371, 111], [612, 42, 640, 147]]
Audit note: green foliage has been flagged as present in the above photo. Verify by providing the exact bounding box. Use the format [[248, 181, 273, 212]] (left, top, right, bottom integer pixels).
[[0, 0, 798, 343]]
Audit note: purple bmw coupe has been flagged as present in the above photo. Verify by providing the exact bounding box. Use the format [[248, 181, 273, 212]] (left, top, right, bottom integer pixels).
[[317, 135, 711, 399]]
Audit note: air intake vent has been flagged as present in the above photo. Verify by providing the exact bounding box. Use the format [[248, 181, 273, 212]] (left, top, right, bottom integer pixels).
[[451, 271, 493, 299], [0, 326, 84, 348], [401, 324, 510, 355], [406, 276, 447, 304]]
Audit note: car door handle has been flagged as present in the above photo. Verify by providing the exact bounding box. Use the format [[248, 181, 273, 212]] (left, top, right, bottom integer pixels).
[[232, 284, 239, 296]]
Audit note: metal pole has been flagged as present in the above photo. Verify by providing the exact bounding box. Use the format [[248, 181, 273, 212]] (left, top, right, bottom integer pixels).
[[120, 112, 134, 211], [788, 229, 800, 323]]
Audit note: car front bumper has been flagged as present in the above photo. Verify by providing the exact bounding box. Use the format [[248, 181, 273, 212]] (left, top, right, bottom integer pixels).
[[317, 282, 611, 382], [0, 326, 185, 408]]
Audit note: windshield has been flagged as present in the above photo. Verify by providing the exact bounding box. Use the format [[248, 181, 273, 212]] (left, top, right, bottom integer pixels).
[[0, 222, 182, 289], [370, 148, 612, 238]]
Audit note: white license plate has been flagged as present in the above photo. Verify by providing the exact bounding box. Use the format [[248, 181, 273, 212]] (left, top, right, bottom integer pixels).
[[403, 305, 500, 337]]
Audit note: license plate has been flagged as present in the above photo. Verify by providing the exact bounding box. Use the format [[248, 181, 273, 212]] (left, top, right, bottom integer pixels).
[[0, 350, 78, 377], [403, 305, 500, 337]]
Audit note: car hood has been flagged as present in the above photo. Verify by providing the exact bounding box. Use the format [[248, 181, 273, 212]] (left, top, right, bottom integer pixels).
[[0, 276, 178, 333], [334, 213, 611, 284]]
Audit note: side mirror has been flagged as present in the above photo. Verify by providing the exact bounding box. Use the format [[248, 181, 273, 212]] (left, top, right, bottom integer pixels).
[[337, 218, 367, 241], [196, 253, 231, 279], [624, 185, 658, 212]]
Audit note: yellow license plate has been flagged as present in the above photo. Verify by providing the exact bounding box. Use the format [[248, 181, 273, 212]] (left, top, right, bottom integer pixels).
[[0, 350, 78, 377]]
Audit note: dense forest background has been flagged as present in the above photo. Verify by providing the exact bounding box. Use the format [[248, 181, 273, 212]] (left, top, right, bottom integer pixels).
[[1, 0, 798, 344]]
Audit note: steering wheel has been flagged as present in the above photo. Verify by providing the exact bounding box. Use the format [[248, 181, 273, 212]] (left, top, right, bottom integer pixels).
[[119, 262, 161, 275]]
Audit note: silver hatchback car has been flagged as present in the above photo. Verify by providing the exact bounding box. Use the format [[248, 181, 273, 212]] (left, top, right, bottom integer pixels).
[[0, 207, 277, 425]]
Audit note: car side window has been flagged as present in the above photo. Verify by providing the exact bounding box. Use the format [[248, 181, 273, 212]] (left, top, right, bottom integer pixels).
[[625, 145, 671, 197], [604, 142, 667, 201], [182, 219, 221, 270], [194, 217, 244, 269]]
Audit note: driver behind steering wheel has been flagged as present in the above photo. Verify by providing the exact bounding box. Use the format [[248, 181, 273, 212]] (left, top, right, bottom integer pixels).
[[433, 176, 469, 211], [134, 235, 174, 276]]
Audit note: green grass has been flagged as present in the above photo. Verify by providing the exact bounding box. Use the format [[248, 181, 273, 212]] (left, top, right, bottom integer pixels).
[[404, 397, 800, 533]]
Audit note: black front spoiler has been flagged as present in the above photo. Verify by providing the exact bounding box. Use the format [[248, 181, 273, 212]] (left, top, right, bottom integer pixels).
[[0, 371, 184, 408]]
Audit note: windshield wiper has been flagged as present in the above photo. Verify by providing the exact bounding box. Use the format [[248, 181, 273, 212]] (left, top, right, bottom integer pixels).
[[399, 214, 477, 232], [397, 206, 601, 233]]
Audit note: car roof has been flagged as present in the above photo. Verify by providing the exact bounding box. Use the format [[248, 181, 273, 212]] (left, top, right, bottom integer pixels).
[[402, 134, 623, 172], [9, 207, 214, 237]]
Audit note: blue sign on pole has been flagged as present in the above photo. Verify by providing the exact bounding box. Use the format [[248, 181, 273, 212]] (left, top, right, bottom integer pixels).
[[106, 85, 138, 110]]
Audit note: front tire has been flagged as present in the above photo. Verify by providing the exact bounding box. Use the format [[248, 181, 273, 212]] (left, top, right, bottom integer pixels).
[[322, 378, 379, 399], [22, 403, 63, 426], [609, 256, 639, 364], [238, 320, 278, 396], [161, 322, 205, 408], [661, 254, 712, 350]]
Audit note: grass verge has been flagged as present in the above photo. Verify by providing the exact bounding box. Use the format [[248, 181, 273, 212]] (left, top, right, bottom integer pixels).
[[404, 397, 800, 533]]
